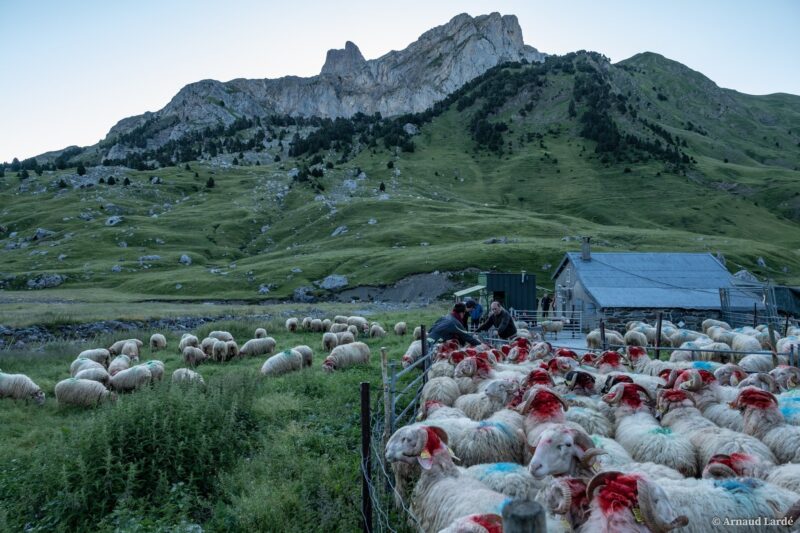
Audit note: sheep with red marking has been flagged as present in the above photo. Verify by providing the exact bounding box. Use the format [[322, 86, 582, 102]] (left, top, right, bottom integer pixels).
[[704, 452, 800, 494], [676, 369, 744, 432], [732, 387, 800, 464]]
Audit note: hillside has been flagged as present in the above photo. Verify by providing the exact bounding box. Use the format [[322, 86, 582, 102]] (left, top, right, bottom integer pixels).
[[1, 51, 799, 302]]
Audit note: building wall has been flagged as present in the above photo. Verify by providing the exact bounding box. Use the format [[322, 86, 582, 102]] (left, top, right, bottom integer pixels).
[[555, 260, 602, 328]]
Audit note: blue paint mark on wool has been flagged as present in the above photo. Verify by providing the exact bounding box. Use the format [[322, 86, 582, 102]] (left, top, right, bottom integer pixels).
[[495, 497, 514, 513], [648, 427, 672, 435], [485, 463, 520, 475], [780, 405, 800, 419], [691, 361, 715, 371], [714, 478, 761, 494], [478, 421, 512, 438]]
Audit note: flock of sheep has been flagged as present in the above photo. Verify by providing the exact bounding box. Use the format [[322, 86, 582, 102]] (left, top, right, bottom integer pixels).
[[386, 318, 800, 532]]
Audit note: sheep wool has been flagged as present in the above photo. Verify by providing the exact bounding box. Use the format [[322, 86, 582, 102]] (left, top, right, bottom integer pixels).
[[212, 340, 228, 362], [77, 348, 111, 367], [322, 342, 371, 372], [225, 340, 240, 360], [0, 372, 46, 405], [109, 338, 143, 355], [369, 324, 387, 338], [110, 365, 152, 392], [55, 378, 112, 407], [255, 327, 268, 339], [330, 323, 349, 334], [121, 341, 140, 359], [201, 337, 217, 356], [240, 337, 277, 357], [183, 346, 208, 366], [310, 319, 324, 332], [260, 349, 304, 377], [347, 316, 368, 330], [420, 377, 461, 407], [208, 330, 234, 342], [171, 368, 205, 386], [322, 319, 332, 331], [70, 357, 105, 377], [301, 317, 313, 330], [143, 360, 165, 382], [322, 332, 338, 352], [336, 331, 355, 345], [285, 318, 299, 332], [413, 326, 422, 340], [347, 325, 360, 338], [149, 333, 167, 351], [394, 322, 408, 336], [74, 367, 111, 387], [178, 334, 199, 352], [293, 345, 314, 367], [108, 355, 132, 376], [333, 315, 349, 324]]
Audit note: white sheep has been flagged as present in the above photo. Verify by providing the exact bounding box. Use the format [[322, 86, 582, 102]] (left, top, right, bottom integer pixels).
[[108, 338, 143, 355], [55, 378, 113, 407], [394, 321, 407, 336], [110, 365, 152, 392], [454, 380, 517, 421], [321, 318, 332, 331], [733, 387, 800, 464], [77, 348, 110, 367], [121, 341, 140, 359], [301, 317, 312, 330], [171, 368, 205, 386], [540, 320, 564, 340], [0, 371, 46, 405], [347, 324, 360, 338], [333, 315, 349, 324], [208, 330, 234, 342], [149, 333, 167, 351], [70, 357, 105, 377], [401, 339, 425, 368], [777, 336, 799, 355], [335, 331, 355, 345], [293, 345, 313, 367], [413, 326, 422, 340], [702, 318, 731, 333], [239, 337, 276, 357], [308, 318, 323, 332], [703, 452, 800, 495], [623, 329, 648, 347], [200, 337, 216, 356], [74, 367, 111, 387], [142, 360, 165, 382], [420, 377, 461, 407], [225, 340, 240, 360], [182, 346, 208, 366], [254, 327, 267, 339], [369, 324, 386, 338], [212, 340, 228, 362], [285, 317, 299, 332], [322, 332, 338, 352], [586, 328, 624, 349], [108, 354, 132, 376], [461, 463, 543, 502], [322, 342, 370, 373], [346, 316, 368, 330], [329, 323, 349, 334], [178, 334, 199, 353], [260, 349, 304, 377]]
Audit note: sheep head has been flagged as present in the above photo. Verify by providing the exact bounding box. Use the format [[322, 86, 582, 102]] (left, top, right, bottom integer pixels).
[[484, 379, 517, 404], [32, 390, 46, 406], [770, 365, 800, 391], [600, 374, 633, 394], [544, 477, 591, 529], [518, 386, 568, 418], [565, 370, 596, 394], [736, 373, 778, 393], [602, 383, 653, 410], [730, 387, 778, 411], [701, 453, 761, 479], [626, 346, 648, 362], [655, 388, 693, 417], [675, 369, 716, 392], [453, 356, 492, 380], [384, 425, 454, 470], [528, 426, 606, 479], [714, 363, 747, 386]]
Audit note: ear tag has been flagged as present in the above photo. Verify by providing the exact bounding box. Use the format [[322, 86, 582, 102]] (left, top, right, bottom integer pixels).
[[561, 518, 571, 531], [632, 506, 644, 524], [592, 461, 602, 473]]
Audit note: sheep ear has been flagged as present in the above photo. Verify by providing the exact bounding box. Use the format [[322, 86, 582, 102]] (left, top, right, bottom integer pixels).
[[429, 426, 449, 446]]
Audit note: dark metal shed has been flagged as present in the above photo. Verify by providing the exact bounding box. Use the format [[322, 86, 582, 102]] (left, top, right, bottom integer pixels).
[[477, 271, 537, 311]]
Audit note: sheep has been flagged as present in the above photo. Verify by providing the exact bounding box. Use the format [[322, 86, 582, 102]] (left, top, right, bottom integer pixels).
[[77, 348, 110, 367], [322, 332, 338, 352], [322, 342, 370, 373], [333, 315, 348, 324], [182, 346, 208, 367], [384, 425, 511, 533], [108, 338, 143, 355], [108, 355, 132, 376], [394, 321, 407, 336], [624, 329, 649, 347], [626, 346, 691, 377], [454, 380, 517, 420], [704, 452, 800, 494], [413, 326, 422, 340], [260, 349, 304, 377], [603, 383, 698, 476], [310, 318, 324, 332], [54, 378, 113, 407], [70, 357, 105, 377], [702, 318, 731, 333], [541, 320, 564, 340], [676, 369, 745, 432], [771, 365, 800, 391], [739, 350, 787, 373], [110, 365, 152, 392], [208, 330, 234, 342], [149, 333, 167, 351], [178, 334, 200, 353], [461, 463, 543, 503], [0, 371, 46, 405], [74, 367, 110, 387], [731, 333, 767, 359], [428, 359, 455, 379], [301, 317, 312, 330], [421, 376, 461, 407], [142, 360, 165, 382], [777, 336, 800, 355], [321, 318, 332, 331], [335, 331, 355, 345], [120, 341, 140, 359], [732, 387, 800, 464], [212, 340, 228, 362], [369, 324, 386, 338], [330, 323, 349, 334], [586, 328, 624, 349], [346, 316, 368, 331], [293, 345, 313, 367], [171, 368, 205, 386], [401, 340, 425, 367], [254, 327, 267, 339], [285, 318, 299, 332], [239, 337, 276, 358], [347, 324, 360, 338], [225, 340, 240, 360]]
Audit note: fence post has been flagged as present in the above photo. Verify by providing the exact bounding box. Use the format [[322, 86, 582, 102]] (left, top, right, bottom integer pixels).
[[785, 315, 791, 337], [655, 312, 663, 361], [388, 361, 397, 439], [420, 325, 429, 386], [360, 382, 373, 533], [768, 323, 779, 368], [502, 499, 546, 532], [600, 320, 607, 351], [380, 348, 391, 445], [753, 303, 758, 329]]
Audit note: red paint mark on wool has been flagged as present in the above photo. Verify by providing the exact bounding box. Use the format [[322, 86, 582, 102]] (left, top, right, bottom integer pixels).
[[470, 514, 503, 533], [547, 359, 560, 373], [514, 337, 530, 349], [728, 452, 758, 471], [556, 348, 578, 359], [526, 370, 553, 387], [627, 346, 646, 359], [501, 345, 511, 355], [530, 390, 565, 419], [660, 388, 688, 403], [450, 351, 467, 364], [658, 369, 672, 381], [581, 353, 597, 365], [575, 372, 596, 390], [697, 370, 716, 383], [617, 384, 646, 408], [596, 473, 640, 516], [423, 426, 446, 456], [598, 351, 621, 367], [490, 349, 504, 361], [737, 388, 777, 410], [466, 347, 478, 357]]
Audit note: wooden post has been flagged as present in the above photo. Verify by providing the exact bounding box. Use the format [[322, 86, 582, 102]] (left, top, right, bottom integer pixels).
[[753, 303, 758, 329], [360, 382, 373, 533], [502, 499, 546, 532], [655, 312, 663, 361], [785, 315, 791, 337], [420, 325, 429, 386], [380, 348, 390, 447], [599, 320, 607, 351]]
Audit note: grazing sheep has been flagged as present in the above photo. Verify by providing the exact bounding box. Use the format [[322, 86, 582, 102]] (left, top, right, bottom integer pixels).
[[369, 324, 386, 338], [171, 368, 205, 386], [182, 346, 208, 367], [310, 318, 324, 332], [239, 337, 276, 358], [178, 334, 200, 353], [421, 377, 461, 407], [208, 330, 234, 342], [333, 315, 349, 324], [74, 367, 111, 387], [108, 338, 143, 355], [121, 341, 140, 359], [301, 317, 312, 330], [394, 322, 407, 336], [55, 378, 113, 407], [0, 371, 46, 405], [225, 340, 240, 360], [108, 355, 132, 376], [70, 358, 105, 377], [330, 323, 349, 334], [413, 326, 422, 340], [149, 333, 167, 351], [254, 327, 267, 339], [347, 324, 360, 338], [322, 332, 338, 352], [200, 337, 216, 356], [321, 319, 332, 331], [285, 318, 299, 332], [110, 365, 152, 392], [346, 316, 368, 331], [322, 342, 370, 373], [143, 360, 165, 382], [77, 348, 110, 367], [293, 345, 313, 367], [212, 340, 228, 362], [260, 349, 304, 377], [335, 331, 355, 345], [401, 339, 425, 368]]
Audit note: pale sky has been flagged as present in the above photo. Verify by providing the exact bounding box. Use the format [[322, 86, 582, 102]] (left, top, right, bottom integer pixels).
[[1, 0, 798, 163]]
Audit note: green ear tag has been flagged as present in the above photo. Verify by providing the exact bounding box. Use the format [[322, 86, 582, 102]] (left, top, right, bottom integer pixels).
[[632, 507, 644, 524]]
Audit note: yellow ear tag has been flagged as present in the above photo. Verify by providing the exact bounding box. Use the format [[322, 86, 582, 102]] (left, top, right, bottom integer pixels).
[[447, 446, 459, 461], [632, 507, 644, 524], [419, 449, 431, 461], [561, 518, 571, 531], [592, 461, 602, 473]]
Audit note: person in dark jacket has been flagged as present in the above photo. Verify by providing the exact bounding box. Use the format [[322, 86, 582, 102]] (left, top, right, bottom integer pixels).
[[476, 301, 517, 339], [465, 299, 483, 329], [427, 302, 482, 346], [541, 293, 553, 319]]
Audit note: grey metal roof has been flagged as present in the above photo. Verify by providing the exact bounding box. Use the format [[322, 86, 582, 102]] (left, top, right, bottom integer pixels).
[[554, 252, 764, 310]]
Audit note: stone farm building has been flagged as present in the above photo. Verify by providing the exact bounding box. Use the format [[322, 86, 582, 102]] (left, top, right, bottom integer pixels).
[[551, 247, 766, 332]]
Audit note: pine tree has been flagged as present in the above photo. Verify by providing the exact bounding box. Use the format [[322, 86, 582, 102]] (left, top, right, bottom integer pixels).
[[77, 163, 87, 176], [184, 163, 191, 171], [123, 177, 131, 186], [58, 178, 68, 188], [206, 177, 215, 188], [107, 176, 116, 185]]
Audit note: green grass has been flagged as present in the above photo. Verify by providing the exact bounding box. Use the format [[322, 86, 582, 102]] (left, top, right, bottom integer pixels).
[[0, 308, 443, 532]]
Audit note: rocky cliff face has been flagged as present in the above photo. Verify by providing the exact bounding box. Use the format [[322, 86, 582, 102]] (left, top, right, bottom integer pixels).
[[104, 12, 545, 151]]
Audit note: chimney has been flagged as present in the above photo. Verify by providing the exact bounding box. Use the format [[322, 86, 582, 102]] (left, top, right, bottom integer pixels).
[[581, 236, 592, 261]]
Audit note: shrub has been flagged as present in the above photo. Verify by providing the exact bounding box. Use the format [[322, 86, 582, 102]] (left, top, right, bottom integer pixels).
[[0, 374, 260, 531]]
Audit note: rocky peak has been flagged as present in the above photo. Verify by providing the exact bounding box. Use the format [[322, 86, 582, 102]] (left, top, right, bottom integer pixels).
[[321, 41, 368, 77]]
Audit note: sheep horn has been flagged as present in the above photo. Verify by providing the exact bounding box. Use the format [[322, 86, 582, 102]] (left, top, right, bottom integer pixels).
[[572, 429, 595, 452], [580, 448, 608, 468], [704, 463, 737, 479], [663, 368, 680, 389], [546, 478, 574, 515], [603, 383, 624, 404], [586, 471, 620, 500], [637, 478, 689, 532], [630, 383, 653, 402], [761, 373, 778, 392], [680, 370, 703, 392]]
